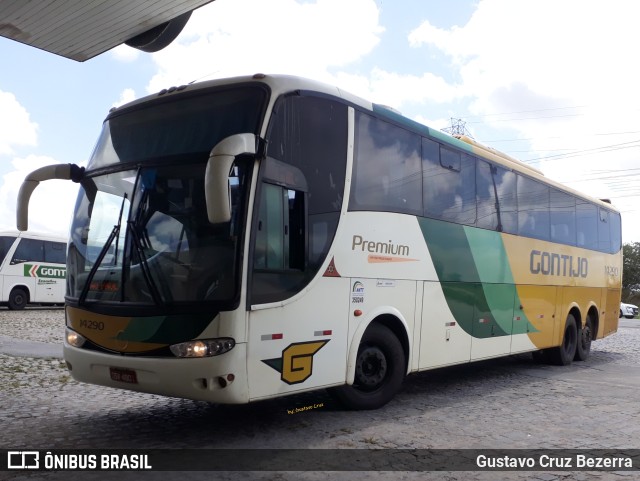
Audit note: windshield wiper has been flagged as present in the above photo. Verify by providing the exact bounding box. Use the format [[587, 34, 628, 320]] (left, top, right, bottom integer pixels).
[[78, 193, 127, 305], [127, 221, 164, 306]]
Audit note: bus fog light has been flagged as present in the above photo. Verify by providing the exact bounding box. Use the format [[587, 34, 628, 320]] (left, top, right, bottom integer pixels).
[[66, 328, 86, 348], [170, 338, 235, 358]]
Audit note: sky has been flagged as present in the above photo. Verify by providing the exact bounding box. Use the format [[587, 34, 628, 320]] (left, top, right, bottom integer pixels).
[[1, 0, 639, 243]]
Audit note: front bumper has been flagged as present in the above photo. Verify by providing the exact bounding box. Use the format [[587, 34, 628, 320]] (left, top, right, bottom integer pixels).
[[63, 341, 249, 403]]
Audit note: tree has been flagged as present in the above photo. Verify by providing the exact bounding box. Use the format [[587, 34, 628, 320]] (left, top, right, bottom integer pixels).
[[622, 242, 640, 302]]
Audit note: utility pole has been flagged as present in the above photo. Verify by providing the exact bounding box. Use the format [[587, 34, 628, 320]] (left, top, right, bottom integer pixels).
[[442, 118, 473, 138]]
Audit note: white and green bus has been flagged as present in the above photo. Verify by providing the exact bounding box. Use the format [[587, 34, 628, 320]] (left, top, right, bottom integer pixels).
[[0, 231, 66, 309], [16, 74, 622, 409]]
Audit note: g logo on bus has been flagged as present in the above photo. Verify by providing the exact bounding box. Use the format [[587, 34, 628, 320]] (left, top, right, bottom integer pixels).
[[262, 340, 329, 385]]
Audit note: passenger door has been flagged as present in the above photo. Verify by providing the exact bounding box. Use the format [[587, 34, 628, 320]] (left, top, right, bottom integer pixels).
[[246, 178, 348, 401], [245, 93, 350, 401]]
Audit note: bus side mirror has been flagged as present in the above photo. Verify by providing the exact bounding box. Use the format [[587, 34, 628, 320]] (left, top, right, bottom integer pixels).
[[205, 133, 258, 224], [17, 163, 85, 231]]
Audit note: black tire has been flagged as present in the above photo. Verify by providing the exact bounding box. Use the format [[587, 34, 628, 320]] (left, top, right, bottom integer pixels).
[[330, 323, 405, 410], [574, 314, 593, 361], [8, 288, 28, 310], [548, 314, 578, 366]]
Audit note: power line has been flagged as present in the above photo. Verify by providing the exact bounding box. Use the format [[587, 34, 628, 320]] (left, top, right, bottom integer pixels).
[[466, 112, 584, 124], [524, 139, 640, 163], [483, 130, 640, 143], [463, 105, 587, 121]]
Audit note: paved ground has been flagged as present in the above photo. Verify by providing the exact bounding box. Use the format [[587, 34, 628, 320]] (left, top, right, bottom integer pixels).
[[1, 308, 639, 481]]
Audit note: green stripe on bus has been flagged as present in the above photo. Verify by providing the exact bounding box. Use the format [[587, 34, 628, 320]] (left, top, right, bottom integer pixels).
[[115, 314, 213, 344], [419, 217, 536, 338]]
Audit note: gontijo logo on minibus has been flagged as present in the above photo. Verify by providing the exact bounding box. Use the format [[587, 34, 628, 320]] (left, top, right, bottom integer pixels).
[[23, 264, 66, 279]]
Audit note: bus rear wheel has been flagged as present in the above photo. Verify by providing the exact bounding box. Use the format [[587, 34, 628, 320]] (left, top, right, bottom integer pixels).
[[8, 288, 28, 310], [574, 314, 593, 361], [330, 323, 405, 410], [548, 314, 578, 366]]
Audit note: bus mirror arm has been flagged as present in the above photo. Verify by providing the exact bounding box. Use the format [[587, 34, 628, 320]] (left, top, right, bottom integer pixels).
[[205, 133, 259, 224], [16, 163, 85, 231]]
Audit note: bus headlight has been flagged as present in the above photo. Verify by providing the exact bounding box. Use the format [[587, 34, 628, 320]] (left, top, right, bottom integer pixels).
[[170, 338, 235, 358], [66, 327, 86, 348]]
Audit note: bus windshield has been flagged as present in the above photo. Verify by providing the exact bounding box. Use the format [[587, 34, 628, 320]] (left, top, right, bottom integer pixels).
[[66, 85, 266, 310], [68, 158, 253, 309]]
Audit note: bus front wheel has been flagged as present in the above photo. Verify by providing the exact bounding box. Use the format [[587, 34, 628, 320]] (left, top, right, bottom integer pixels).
[[8, 288, 28, 310], [330, 323, 405, 410], [548, 314, 578, 366]]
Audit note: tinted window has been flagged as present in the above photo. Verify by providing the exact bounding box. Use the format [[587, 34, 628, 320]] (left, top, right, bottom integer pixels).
[[598, 208, 611, 253], [350, 111, 422, 215], [610, 211, 622, 253], [0, 236, 17, 264], [44, 241, 66, 264], [255, 94, 348, 304], [517, 175, 550, 240], [476, 161, 517, 233], [423, 140, 476, 224], [254, 183, 304, 271], [550, 190, 576, 245], [90, 86, 267, 169], [576, 200, 598, 249], [268, 94, 347, 270], [440, 147, 461, 171], [11, 238, 44, 264]]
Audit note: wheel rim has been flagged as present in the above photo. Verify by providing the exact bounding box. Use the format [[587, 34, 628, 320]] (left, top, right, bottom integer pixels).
[[354, 346, 387, 391], [13, 293, 25, 306], [581, 322, 592, 351]]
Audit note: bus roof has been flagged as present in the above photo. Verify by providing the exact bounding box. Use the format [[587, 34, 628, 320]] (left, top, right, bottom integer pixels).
[[108, 73, 619, 214]]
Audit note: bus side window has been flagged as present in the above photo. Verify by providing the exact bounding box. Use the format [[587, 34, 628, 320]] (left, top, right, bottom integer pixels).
[[423, 141, 476, 225], [11, 238, 44, 265], [476, 161, 517, 233], [550, 190, 576, 245], [267, 95, 347, 266], [517, 175, 550, 241], [610, 211, 622, 253], [598, 208, 611, 253], [350, 111, 422, 216], [576, 200, 598, 250], [0, 236, 17, 266]]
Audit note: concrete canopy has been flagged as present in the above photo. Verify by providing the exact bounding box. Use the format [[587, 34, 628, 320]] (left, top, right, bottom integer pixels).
[[0, 0, 214, 61]]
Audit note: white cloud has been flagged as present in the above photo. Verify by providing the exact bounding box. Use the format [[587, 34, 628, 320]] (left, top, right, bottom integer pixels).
[[363, 68, 462, 109], [408, 0, 640, 241], [409, 0, 640, 117], [0, 90, 38, 156], [113, 88, 137, 108], [111, 44, 141, 63], [0, 155, 77, 237], [146, 0, 384, 92]]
